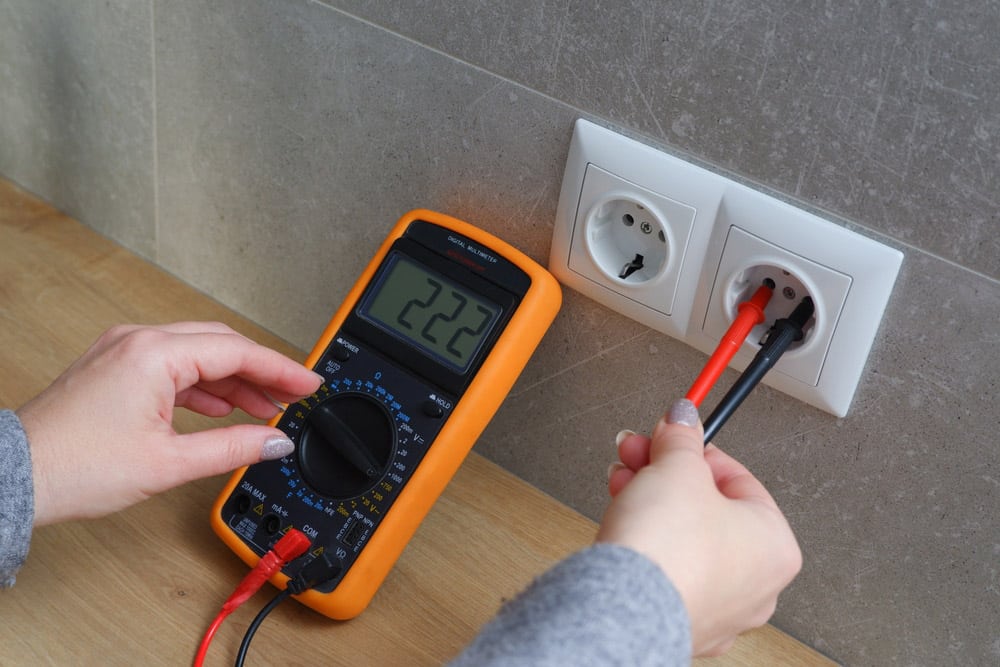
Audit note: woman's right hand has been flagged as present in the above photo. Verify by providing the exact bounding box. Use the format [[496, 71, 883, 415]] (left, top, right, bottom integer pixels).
[[597, 399, 802, 657]]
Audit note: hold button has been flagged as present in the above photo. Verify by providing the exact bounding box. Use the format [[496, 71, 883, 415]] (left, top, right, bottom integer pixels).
[[421, 400, 444, 418]]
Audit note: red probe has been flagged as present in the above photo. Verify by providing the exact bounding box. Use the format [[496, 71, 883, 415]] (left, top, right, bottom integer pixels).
[[685, 280, 775, 407], [193, 528, 312, 667]]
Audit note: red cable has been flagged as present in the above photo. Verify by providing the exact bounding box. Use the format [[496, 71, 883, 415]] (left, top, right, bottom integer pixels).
[[193, 610, 230, 667], [192, 528, 312, 667], [686, 283, 774, 407]]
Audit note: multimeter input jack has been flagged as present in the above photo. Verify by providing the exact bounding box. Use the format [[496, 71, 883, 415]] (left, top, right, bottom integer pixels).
[[261, 514, 282, 535], [235, 494, 252, 515]]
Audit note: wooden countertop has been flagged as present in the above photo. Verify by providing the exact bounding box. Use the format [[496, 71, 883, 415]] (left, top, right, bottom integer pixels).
[[0, 178, 835, 666]]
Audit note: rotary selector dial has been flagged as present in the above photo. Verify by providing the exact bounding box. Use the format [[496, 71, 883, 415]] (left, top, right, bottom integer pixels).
[[297, 393, 396, 499]]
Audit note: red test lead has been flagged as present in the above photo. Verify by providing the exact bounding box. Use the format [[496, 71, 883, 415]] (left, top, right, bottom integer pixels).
[[220, 528, 312, 613], [193, 528, 312, 667], [685, 280, 774, 408]]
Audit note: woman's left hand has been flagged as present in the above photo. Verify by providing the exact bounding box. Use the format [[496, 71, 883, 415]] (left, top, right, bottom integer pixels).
[[18, 322, 323, 526]]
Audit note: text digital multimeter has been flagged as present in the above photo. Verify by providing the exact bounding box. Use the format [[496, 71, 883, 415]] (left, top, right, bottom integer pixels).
[[211, 209, 561, 619]]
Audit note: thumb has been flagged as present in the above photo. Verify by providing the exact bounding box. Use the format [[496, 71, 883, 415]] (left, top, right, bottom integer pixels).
[[170, 425, 294, 483], [650, 398, 705, 461], [704, 444, 779, 508]]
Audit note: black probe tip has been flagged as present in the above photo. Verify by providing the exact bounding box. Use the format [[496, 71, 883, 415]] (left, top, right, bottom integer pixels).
[[702, 294, 815, 444], [788, 296, 815, 327]]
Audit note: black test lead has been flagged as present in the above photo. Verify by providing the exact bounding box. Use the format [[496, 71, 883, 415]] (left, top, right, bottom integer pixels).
[[702, 295, 816, 444]]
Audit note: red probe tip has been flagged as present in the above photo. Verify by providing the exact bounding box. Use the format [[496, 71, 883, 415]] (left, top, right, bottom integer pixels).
[[685, 283, 774, 407]]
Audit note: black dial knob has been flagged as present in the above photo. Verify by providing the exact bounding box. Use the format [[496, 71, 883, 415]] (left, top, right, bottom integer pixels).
[[298, 393, 395, 499]]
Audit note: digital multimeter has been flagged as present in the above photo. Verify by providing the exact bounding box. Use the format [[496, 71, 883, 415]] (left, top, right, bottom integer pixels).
[[211, 209, 561, 619]]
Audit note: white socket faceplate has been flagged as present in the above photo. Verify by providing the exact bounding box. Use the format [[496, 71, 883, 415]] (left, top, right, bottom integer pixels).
[[568, 164, 696, 318], [702, 226, 852, 387], [549, 119, 904, 416]]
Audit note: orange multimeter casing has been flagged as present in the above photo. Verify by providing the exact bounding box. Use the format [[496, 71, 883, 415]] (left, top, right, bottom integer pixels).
[[210, 209, 561, 619]]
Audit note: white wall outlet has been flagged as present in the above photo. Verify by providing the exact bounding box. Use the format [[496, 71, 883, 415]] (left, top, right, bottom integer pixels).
[[549, 119, 903, 417], [550, 122, 720, 338], [701, 226, 852, 388], [568, 165, 696, 320]]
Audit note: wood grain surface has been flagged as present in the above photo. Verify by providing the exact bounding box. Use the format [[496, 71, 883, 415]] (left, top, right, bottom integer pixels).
[[0, 178, 835, 666]]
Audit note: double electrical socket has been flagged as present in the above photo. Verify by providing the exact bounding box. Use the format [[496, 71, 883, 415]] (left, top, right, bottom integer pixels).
[[549, 119, 903, 417]]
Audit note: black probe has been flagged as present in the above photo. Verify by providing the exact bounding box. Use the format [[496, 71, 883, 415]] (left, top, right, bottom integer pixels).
[[702, 296, 815, 444]]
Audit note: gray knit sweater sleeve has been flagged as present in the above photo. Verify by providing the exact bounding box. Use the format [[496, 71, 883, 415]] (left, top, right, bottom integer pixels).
[[1, 409, 33, 588], [449, 543, 692, 666], [1, 408, 693, 665]]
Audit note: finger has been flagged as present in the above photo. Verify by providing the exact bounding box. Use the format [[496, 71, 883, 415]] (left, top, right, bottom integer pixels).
[[616, 431, 652, 471], [166, 425, 295, 484], [259, 386, 318, 406], [166, 332, 321, 396], [146, 321, 244, 335], [184, 378, 286, 420], [704, 444, 779, 508], [607, 463, 636, 497], [649, 398, 705, 461], [92, 322, 244, 351], [175, 386, 238, 418]]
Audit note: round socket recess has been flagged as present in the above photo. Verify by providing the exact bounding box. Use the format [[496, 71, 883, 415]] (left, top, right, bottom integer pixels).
[[703, 226, 852, 387], [565, 163, 697, 320], [584, 194, 669, 284], [722, 262, 820, 356]]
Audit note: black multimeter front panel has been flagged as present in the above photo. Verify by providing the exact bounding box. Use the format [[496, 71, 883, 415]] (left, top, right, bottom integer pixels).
[[216, 221, 530, 592]]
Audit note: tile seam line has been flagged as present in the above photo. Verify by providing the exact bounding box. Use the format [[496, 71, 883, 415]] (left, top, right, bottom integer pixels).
[[507, 330, 652, 399], [150, 0, 159, 261], [891, 242, 1000, 287], [304, 0, 585, 119], [304, 1, 1000, 290]]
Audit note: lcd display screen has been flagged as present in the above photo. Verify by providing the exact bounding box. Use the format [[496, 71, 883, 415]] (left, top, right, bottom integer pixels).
[[359, 254, 502, 373]]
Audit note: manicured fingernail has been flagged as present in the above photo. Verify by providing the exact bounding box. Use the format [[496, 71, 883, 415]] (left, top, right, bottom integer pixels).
[[262, 435, 295, 460], [312, 372, 325, 384], [607, 462, 626, 481], [667, 399, 699, 428], [615, 429, 635, 447]]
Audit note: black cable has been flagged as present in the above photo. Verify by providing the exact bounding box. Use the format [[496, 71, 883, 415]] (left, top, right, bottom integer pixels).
[[703, 296, 815, 444], [233, 552, 344, 667], [234, 588, 293, 667]]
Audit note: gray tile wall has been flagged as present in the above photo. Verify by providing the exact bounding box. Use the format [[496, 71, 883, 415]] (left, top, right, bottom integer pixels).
[[1, 1, 997, 664], [0, 0, 155, 257]]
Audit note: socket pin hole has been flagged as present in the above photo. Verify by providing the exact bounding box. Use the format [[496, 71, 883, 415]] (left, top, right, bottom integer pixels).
[[728, 264, 815, 354], [584, 197, 667, 284], [658, 230, 666, 243], [619, 253, 645, 279]]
